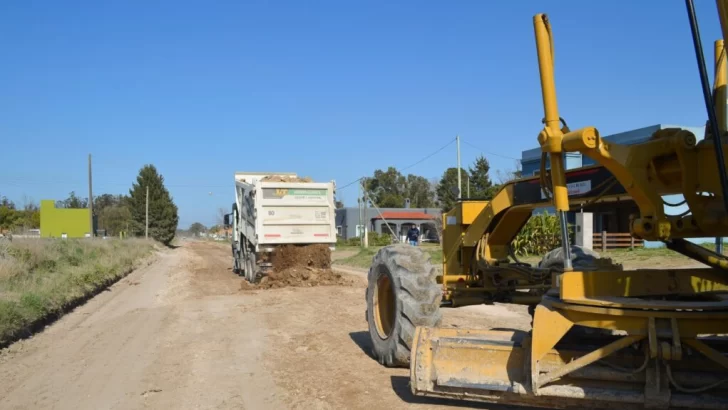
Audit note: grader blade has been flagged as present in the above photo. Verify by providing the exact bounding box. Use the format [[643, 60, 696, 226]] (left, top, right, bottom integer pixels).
[[410, 326, 728, 410]]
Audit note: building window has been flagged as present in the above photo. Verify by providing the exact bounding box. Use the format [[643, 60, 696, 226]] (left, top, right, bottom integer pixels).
[[336, 226, 342, 236], [355, 225, 364, 237]]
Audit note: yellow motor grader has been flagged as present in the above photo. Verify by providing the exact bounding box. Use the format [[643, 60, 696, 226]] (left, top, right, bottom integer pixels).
[[365, 2, 728, 408]]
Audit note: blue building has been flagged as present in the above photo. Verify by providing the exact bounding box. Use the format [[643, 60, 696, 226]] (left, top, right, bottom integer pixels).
[[520, 124, 714, 247], [521, 124, 705, 176]]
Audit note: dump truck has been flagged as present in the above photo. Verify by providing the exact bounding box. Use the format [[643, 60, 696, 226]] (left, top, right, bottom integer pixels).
[[365, 3, 728, 409], [224, 172, 337, 282]]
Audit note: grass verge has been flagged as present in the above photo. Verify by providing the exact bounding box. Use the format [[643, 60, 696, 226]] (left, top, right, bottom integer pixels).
[[0, 238, 156, 347], [333, 244, 443, 270], [333, 244, 702, 271]]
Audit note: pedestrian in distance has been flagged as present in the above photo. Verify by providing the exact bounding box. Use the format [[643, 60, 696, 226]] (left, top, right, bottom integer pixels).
[[407, 224, 420, 246]]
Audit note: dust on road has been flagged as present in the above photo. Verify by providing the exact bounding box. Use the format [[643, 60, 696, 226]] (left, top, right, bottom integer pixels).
[[0, 241, 529, 410]]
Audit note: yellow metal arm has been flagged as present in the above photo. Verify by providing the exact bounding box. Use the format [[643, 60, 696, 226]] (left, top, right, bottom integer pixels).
[[533, 10, 728, 242], [714, 39, 727, 136], [533, 14, 569, 213]]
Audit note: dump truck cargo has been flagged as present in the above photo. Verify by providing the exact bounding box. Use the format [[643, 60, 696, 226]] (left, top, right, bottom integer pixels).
[[224, 172, 337, 282]]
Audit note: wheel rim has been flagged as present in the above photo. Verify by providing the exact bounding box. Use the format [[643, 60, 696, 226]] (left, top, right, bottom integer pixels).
[[374, 271, 395, 339]]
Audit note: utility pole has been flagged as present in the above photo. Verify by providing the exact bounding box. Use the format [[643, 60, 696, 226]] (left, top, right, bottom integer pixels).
[[456, 135, 462, 200], [145, 186, 149, 239], [88, 154, 93, 238], [467, 175, 470, 199], [358, 182, 362, 248], [360, 180, 369, 248]]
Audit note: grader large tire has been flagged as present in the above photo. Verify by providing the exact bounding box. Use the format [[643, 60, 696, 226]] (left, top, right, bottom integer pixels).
[[365, 244, 442, 368]]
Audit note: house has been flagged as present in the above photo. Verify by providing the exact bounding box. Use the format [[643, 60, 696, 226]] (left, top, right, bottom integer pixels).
[[520, 123, 721, 247], [335, 207, 441, 242], [40, 200, 95, 238]]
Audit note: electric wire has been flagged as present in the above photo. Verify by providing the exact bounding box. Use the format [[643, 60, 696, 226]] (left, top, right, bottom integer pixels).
[[459, 139, 521, 161], [336, 137, 457, 192]]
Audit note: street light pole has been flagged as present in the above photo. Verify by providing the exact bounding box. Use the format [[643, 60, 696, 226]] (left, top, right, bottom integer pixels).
[[145, 186, 149, 239]]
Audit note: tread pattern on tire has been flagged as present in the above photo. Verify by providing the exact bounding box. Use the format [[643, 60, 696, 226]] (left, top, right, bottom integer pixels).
[[366, 244, 442, 368], [539, 245, 623, 271]]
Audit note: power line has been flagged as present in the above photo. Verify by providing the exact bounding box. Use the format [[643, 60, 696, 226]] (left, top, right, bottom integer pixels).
[[0, 177, 230, 189], [337, 137, 456, 192], [336, 177, 365, 192], [460, 139, 520, 161], [400, 138, 456, 172]]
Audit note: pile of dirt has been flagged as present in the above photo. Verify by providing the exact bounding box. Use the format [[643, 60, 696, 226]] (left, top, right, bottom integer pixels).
[[272, 244, 331, 271], [239, 244, 352, 291], [249, 267, 352, 290], [261, 175, 313, 183]]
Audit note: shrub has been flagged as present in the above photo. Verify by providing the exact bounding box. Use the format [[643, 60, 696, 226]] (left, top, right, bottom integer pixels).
[[511, 211, 573, 256], [339, 232, 393, 247], [368, 232, 393, 246]]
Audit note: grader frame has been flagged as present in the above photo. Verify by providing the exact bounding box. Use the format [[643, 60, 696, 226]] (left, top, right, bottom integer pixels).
[[366, 2, 728, 408]]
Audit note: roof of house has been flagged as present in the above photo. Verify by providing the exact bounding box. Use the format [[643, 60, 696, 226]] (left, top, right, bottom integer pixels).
[[372, 211, 436, 220]]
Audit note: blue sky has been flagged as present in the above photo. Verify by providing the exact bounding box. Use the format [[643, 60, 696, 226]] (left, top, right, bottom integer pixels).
[[0, 0, 724, 228]]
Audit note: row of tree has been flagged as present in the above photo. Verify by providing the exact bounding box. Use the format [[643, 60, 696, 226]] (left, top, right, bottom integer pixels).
[[0, 164, 179, 245], [0, 197, 40, 232], [361, 155, 521, 212]]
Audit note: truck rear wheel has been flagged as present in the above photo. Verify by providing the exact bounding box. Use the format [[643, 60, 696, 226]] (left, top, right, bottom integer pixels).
[[232, 246, 242, 275], [365, 244, 442, 368], [244, 246, 257, 283], [231, 203, 242, 276]]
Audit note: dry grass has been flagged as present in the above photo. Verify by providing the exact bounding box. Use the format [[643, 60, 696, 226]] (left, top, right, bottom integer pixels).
[[0, 238, 156, 345]]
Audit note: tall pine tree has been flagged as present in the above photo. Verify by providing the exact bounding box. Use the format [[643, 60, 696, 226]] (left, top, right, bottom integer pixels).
[[128, 165, 179, 245], [436, 167, 468, 212], [468, 155, 498, 200]]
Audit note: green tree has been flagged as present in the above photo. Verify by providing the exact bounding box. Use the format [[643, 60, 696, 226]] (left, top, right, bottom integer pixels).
[[468, 155, 498, 200], [26, 210, 41, 229], [55, 191, 88, 209], [365, 167, 435, 208], [436, 167, 468, 212], [97, 205, 132, 236], [0, 197, 17, 230], [189, 222, 206, 237], [127, 165, 179, 245], [94, 194, 132, 236], [406, 174, 434, 208], [365, 167, 407, 207], [94, 193, 128, 212]]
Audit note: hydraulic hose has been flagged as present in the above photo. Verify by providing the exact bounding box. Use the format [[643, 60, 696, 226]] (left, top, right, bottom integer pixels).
[[686, 0, 728, 213]]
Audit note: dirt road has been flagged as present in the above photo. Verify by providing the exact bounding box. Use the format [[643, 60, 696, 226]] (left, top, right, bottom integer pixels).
[[0, 241, 529, 410]]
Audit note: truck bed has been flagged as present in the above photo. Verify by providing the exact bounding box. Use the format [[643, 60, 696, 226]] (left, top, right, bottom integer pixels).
[[234, 173, 336, 251], [256, 183, 334, 246]]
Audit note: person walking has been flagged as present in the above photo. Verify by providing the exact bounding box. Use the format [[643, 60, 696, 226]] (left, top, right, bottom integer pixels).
[[407, 224, 420, 246]]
